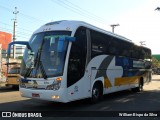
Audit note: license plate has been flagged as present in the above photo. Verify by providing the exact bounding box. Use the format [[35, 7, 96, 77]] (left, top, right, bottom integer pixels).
[[32, 93, 40, 97]]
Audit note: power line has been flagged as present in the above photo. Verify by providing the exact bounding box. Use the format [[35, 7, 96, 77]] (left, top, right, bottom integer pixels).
[[59, 0, 104, 22], [0, 5, 47, 24], [0, 5, 12, 12], [2, 28, 30, 40], [0, 5, 44, 30], [64, 0, 107, 23], [0, 27, 13, 33], [16, 35, 30, 40], [0, 20, 34, 33], [19, 12, 46, 23], [53, 0, 104, 23], [0, 21, 33, 35], [51, 0, 107, 25], [0, 27, 31, 40]]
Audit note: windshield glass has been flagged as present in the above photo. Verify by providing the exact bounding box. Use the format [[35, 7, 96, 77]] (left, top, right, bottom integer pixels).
[[20, 31, 71, 78], [8, 68, 20, 74]]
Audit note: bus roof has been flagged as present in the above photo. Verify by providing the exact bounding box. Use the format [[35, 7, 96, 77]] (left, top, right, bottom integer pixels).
[[33, 20, 133, 43]]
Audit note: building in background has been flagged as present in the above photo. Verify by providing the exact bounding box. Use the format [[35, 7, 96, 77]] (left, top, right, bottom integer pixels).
[[0, 31, 25, 82], [0, 31, 25, 58], [0, 31, 12, 58], [14, 45, 26, 58], [0, 31, 12, 50], [2, 45, 26, 58], [0, 31, 12, 81]]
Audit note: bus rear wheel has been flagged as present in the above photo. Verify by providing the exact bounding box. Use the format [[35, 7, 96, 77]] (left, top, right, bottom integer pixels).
[[132, 78, 143, 92]]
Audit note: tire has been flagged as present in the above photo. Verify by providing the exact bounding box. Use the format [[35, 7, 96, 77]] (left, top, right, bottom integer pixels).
[[138, 80, 143, 92], [12, 85, 19, 90], [91, 83, 103, 103], [132, 79, 143, 92]]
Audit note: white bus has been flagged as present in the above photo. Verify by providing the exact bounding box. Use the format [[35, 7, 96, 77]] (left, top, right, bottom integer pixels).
[[7, 20, 152, 103]]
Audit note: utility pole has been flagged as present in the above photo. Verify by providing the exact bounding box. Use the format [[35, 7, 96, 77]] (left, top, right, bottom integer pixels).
[[12, 7, 19, 58], [155, 7, 160, 11], [110, 24, 119, 33], [140, 41, 146, 46]]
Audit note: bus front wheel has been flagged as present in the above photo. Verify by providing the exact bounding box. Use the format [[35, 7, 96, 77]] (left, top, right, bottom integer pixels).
[[91, 82, 103, 103]]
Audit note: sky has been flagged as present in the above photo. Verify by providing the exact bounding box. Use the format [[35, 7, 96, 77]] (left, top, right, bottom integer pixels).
[[0, 0, 160, 54]]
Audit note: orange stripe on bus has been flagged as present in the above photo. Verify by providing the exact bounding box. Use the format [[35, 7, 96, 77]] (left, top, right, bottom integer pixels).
[[114, 76, 140, 86], [104, 77, 112, 88]]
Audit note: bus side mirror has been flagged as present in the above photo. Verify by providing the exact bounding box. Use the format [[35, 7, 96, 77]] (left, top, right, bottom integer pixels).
[[7, 41, 32, 58], [57, 36, 76, 52]]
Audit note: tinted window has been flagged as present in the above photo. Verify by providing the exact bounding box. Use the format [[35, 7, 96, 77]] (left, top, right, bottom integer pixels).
[[9, 68, 20, 74], [90, 29, 150, 60], [120, 41, 132, 57], [91, 30, 110, 58], [142, 47, 152, 59], [107, 38, 121, 55]]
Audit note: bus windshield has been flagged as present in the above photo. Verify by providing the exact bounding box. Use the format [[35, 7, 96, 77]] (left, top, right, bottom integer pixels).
[[8, 67, 20, 74], [20, 31, 71, 78]]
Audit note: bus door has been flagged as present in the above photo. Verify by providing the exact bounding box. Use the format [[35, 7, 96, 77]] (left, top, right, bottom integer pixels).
[[67, 27, 89, 101]]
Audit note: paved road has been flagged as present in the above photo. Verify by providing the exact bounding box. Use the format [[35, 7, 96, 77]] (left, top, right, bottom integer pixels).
[[0, 75, 160, 119]]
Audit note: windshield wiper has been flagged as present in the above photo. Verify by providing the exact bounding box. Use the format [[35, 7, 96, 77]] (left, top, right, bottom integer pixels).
[[24, 69, 32, 78], [39, 61, 47, 79], [32, 40, 48, 79], [23, 52, 34, 78], [24, 63, 34, 78], [24, 52, 47, 79]]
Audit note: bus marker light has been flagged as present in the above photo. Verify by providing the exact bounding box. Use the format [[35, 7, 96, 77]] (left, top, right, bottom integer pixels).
[[52, 95, 60, 99], [56, 77, 62, 81]]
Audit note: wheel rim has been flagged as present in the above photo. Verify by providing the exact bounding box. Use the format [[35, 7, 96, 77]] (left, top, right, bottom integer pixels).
[[139, 84, 143, 91], [93, 87, 99, 100]]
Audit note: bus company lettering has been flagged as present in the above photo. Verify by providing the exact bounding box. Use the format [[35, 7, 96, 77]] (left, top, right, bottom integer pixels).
[[133, 61, 144, 68]]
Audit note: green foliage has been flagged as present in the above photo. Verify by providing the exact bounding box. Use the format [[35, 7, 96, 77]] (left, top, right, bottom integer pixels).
[[152, 57, 160, 68], [152, 55, 160, 61], [17, 56, 23, 59]]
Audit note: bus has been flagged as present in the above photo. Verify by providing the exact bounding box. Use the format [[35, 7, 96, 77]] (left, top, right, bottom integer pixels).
[[5, 62, 20, 89], [7, 20, 152, 103]]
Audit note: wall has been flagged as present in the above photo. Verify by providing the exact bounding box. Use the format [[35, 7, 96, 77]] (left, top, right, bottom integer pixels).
[[0, 31, 12, 50]]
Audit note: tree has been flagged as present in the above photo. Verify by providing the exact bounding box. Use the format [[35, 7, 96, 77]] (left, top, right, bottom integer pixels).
[[152, 57, 160, 68]]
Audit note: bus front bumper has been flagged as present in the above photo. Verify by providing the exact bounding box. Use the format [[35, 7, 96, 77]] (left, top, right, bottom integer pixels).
[[20, 88, 68, 103]]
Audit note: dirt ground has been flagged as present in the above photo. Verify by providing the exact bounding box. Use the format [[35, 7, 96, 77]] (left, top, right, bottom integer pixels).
[[144, 75, 160, 91]]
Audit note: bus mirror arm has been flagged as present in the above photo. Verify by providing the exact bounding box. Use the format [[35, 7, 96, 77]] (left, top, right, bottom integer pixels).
[[57, 36, 76, 52], [7, 41, 32, 58]]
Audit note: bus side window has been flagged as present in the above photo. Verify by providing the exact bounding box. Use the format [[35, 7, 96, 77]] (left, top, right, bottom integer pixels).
[[91, 30, 109, 58], [107, 39, 120, 55], [131, 45, 141, 59], [67, 27, 87, 87], [120, 41, 132, 57]]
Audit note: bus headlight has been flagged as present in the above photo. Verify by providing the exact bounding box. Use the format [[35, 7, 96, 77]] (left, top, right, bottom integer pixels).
[[17, 79, 20, 82], [46, 80, 61, 90]]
